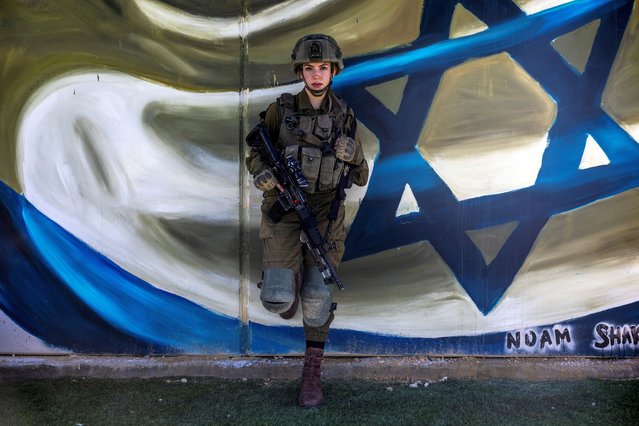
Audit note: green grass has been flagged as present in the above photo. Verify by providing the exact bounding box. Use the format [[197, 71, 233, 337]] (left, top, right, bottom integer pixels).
[[1, 377, 637, 425]]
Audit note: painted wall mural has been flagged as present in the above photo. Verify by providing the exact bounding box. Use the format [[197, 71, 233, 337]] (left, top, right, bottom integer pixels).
[[1, 0, 638, 356]]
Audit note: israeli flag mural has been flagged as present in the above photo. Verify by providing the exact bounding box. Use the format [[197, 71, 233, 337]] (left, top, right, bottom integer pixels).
[[1, 0, 638, 356]]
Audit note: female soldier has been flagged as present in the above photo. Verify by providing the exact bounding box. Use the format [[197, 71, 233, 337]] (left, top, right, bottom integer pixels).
[[246, 34, 368, 407]]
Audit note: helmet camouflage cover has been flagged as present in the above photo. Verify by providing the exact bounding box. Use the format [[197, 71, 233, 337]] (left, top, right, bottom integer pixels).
[[291, 34, 344, 74]]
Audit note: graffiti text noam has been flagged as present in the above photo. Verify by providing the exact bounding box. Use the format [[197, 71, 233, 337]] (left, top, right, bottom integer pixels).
[[506, 326, 572, 351]]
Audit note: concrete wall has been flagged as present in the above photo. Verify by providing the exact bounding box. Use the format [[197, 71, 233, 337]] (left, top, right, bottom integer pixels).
[[1, 0, 638, 356]]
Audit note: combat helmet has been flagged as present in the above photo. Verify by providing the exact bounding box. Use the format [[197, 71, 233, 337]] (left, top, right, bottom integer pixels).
[[291, 34, 344, 74]]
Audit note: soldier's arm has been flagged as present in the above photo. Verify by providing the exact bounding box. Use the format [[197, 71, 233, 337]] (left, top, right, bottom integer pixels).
[[344, 108, 369, 187], [350, 127, 369, 187], [245, 102, 281, 175]]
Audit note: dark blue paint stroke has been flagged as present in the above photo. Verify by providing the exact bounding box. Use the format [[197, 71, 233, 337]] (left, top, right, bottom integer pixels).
[[250, 322, 306, 355], [248, 300, 639, 357], [0, 183, 172, 353], [337, 0, 622, 86], [459, 0, 523, 27], [0, 181, 240, 354], [324, 301, 639, 357]]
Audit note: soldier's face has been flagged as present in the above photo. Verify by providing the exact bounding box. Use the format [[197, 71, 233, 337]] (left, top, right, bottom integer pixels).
[[301, 62, 333, 92]]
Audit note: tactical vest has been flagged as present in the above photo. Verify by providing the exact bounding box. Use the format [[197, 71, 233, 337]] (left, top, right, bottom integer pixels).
[[277, 92, 353, 193]]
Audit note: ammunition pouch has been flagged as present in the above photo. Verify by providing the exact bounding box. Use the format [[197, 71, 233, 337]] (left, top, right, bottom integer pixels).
[[282, 145, 344, 193]]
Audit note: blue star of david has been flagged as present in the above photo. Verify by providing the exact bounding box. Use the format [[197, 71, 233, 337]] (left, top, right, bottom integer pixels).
[[333, 0, 639, 314]]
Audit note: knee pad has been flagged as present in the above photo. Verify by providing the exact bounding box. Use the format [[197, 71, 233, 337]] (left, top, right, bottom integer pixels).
[[300, 267, 334, 328], [260, 268, 296, 314]]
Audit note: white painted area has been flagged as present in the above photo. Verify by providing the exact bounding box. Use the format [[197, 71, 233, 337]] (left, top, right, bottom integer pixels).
[[428, 135, 549, 201], [466, 221, 519, 266], [365, 76, 409, 115], [0, 310, 67, 355], [625, 123, 639, 143], [418, 53, 557, 202], [449, 3, 488, 39], [18, 71, 250, 318], [579, 134, 610, 169], [513, 0, 575, 15], [396, 183, 420, 216]]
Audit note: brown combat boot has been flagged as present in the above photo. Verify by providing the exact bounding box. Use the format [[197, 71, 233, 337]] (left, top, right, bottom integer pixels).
[[297, 347, 324, 408]]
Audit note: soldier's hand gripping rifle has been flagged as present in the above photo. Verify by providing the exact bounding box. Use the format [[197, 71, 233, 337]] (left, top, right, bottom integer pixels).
[[246, 120, 345, 291]]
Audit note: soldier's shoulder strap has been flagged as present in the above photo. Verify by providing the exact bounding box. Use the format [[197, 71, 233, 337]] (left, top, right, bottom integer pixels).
[[277, 92, 297, 116]]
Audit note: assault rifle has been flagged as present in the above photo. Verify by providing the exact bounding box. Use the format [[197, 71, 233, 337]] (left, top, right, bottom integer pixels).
[[246, 120, 345, 291]]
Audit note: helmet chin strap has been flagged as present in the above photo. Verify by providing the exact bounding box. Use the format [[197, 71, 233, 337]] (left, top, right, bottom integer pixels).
[[304, 80, 332, 97]]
